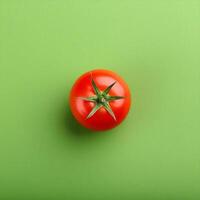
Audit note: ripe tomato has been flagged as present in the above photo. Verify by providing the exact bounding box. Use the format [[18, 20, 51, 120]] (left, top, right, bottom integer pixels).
[[69, 69, 131, 131]]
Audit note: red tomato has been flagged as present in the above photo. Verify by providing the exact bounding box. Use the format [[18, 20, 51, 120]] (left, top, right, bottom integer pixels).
[[69, 69, 131, 131]]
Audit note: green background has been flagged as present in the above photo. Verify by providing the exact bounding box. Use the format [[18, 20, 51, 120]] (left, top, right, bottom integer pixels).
[[0, 0, 200, 199]]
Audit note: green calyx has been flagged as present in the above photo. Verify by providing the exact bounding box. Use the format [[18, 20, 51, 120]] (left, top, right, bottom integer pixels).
[[80, 78, 125, 121]]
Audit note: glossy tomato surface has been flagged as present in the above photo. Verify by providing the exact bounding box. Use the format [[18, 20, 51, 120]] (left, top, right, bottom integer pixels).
[[69, 69, 131, 131]]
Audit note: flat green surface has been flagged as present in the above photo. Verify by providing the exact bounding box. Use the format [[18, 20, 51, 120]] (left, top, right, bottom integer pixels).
[[0, 0, 200, 199]]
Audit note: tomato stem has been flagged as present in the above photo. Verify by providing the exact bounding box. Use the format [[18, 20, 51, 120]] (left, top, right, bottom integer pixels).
[[80, 78, 125, 121]]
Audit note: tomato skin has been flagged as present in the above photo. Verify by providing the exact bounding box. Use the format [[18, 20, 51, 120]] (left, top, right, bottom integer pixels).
[[69, 69, 131, 131]]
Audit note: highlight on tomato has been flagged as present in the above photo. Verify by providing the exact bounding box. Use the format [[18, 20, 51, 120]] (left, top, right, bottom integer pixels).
[[69, 69, 131, 131]]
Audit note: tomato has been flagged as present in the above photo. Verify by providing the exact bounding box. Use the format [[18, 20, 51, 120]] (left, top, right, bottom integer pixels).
[[69, 69, 131, 131]]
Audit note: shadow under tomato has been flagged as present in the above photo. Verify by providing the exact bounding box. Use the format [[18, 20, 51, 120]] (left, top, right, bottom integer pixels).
[[65, 106, 93, 136]]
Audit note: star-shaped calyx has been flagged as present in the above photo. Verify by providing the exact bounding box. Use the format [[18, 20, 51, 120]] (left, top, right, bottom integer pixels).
[[80, 77, 125, 121]]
